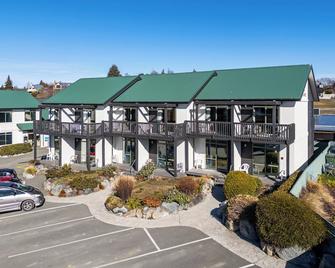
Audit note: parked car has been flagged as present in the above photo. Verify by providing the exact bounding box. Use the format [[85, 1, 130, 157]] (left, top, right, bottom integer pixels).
[[0, 168, 22, 183], [0, 182, 44, 212]]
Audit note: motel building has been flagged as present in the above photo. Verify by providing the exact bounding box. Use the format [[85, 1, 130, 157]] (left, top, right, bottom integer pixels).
[[0, 90, 48, 147], [34, 65, 317, 179]]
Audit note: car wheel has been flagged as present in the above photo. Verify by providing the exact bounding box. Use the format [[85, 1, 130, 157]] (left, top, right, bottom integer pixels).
[[21, 200, 35, 211]]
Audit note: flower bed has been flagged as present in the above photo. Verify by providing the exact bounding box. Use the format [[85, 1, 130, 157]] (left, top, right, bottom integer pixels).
[[105, 176, 212, 219], [44, 165, 112, 197]]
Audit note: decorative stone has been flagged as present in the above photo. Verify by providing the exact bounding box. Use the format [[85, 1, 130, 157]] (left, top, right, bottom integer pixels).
[[225, 219, 239, 232], [239, 219, 258, 242], [101, 179, 110, 189], [44, 180, 53, 192], [260, 241, 275, 256], [161, 202, 179, 214], [23, 172, 34, 180], [119, 206, 128, 214], [50, 184, 64, 197], [275, 246, 317, 267], [319, 253, 335, 268], [93, 186, 100, 192], [135, 209, 143, 218]]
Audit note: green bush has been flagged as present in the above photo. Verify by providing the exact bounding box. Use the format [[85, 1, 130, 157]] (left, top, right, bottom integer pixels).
[[46, 164, 73, 179], [68, 173, 100, 190], [0, 143, 32, 156], [256, 191, 327, 249], [227, 194, 258, 222], [223, 171, 262, 199], [318, 174, 335, 188], [277, 171, 301, 193], [126, 197, 143, 210], [98, 165, 118, 178], [164, 188, 191, 205], [137, 161, 155, 179], [105, 196, 124, 210], [25, 166, 37, 175]]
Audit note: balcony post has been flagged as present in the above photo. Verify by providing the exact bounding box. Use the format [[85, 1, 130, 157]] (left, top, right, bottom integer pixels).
[[86, 138, 91, 171], [230, 105, 234, 139], [272, 105, 277, 136], [33, 120, 37, 161], [195, 103, 199, 134], [81, 108, 84, 136], [109, 106, 113, 135], [164, 107, 168, 137], [59, 107, 62, 136]]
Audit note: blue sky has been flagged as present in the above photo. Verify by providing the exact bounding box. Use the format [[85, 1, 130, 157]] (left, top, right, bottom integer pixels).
[[1, 0, 334, 87]]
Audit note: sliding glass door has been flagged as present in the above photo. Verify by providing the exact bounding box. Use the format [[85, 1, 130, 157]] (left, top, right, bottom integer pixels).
[[205, 140, 229, 172], [252, 144, 279, 177], [123, 138, 135, 165]]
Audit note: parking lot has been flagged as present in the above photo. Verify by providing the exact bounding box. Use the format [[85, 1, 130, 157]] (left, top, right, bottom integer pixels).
[[0, 201, 257, 268]]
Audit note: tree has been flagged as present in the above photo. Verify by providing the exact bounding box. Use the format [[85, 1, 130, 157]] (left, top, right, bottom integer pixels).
[[161, 69, 165, 74], [4, 75, 13, 89], [39, 80, 48, 87], [107, 65, 121, 77], [167, 69, 174, 74], [151, 70, 159, 75]]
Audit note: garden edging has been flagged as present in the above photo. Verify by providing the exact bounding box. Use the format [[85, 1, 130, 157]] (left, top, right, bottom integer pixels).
[[45, 188, 286, 268]]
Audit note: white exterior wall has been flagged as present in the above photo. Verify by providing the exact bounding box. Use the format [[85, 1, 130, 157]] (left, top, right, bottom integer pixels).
[[232, 142, 241, 171], [95, 138, 103, 167], [61, 108, 74, 123], [112, 136, 123, 164], [61, 137, 75, 165], [194, 138, 206, 169], [138, 139, 149, 170], [138, 107, 149, 122]]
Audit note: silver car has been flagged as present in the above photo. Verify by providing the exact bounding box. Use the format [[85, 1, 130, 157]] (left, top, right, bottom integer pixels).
[[0, 183, 45, 212]]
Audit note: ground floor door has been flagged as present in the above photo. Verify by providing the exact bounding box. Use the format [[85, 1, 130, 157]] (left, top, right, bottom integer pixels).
[[241, 142, 280, 177], [205, 140, 229, 172], [123, 138, 136, 165], [149, 140, 157, 165]]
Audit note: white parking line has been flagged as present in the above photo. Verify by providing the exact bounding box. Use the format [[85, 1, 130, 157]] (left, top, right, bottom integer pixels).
[[8, 227, 135, 259], [0, 203, 82, 220], [239, 264, 256, 268], [143, 228, 160, 250], [93, 237, 212, 268], [0, 215, 94, 237]]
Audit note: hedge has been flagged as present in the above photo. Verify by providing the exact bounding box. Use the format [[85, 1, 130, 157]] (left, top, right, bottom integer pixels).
[[224, 171, 262, 199], [256, 191, 327, 249], [0, 143, 32, 156], [277, 171, 301, 193]]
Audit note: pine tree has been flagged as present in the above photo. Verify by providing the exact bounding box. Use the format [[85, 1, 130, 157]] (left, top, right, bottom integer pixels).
[[4, 75, 13, 89], [161, 69, 165, 74], [107, 65, 121, 77], [151, 70, 158, 75]]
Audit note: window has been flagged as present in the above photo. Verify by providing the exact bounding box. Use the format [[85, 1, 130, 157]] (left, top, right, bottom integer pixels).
[[0, 112, 12, 123], [0, 132, 12, 145], [0, 189, 15, 197], [125, 108, 136, 122], [24, 111, 35, 121]]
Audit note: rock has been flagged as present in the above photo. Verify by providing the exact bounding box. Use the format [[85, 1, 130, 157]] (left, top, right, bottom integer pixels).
[[44, 180, 53, 192], [135, 209, 143, 218], [93, 186, 100, 192], [161, 202, 179, 214], [239, 219, 258, 242], [23, 172, 34, 180], [276, 246, 317, 267], [78, 190, 84, 195], [64, 188, 74, 197], [319, 253, 335, 268], [260, 241, 275, 256], [112, 206, 128, 214], [50, 184, 64, 197], [101, 179, 110, 189], [119, 206, 128, 214], [84, 188, 92, 195], [225, 219, 239, 231]]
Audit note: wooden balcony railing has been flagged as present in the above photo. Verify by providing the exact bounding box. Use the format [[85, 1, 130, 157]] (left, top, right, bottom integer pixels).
[[185, 121, 295, 144], [35, 120, 295, 143]]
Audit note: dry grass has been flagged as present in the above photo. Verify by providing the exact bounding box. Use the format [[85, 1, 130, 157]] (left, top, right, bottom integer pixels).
[[132, 177, 175, 200], [314, 100, 335, 109], [114, 176, 135, 201], [300, 180, 335, 223]]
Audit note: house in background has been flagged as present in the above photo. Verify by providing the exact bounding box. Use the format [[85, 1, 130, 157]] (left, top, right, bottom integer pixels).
[[34, 65, 317, 178], [0, 90, 47, 147]]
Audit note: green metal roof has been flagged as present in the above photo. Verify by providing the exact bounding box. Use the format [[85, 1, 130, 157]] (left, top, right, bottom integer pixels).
[[114, 71, 215, 103], [0, 90, 39, 109], [17, 123, 33, 131], [43, 76, 138, 105], [196, 65, 312, 101]]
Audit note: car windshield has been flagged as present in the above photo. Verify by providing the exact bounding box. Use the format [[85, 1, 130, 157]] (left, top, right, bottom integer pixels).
[[11, 184, 34, 192]]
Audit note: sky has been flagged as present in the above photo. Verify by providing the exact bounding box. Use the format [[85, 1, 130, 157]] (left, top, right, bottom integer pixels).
[[0, 0, 334, 87]]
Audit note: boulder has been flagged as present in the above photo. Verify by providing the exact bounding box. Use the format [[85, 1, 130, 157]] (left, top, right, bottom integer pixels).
[[23, 172, 34, 180], [50, 184, 64, 197], [112, 206, 128, 214], [319, 253, 335, 268], [276, 246, 317, 267], [135, 209, 143, 218], [101, 179, 110, 189], [161, 202, 179, 214], [84, 188, 92, 195], [44, 180, 53, 192], [225, 219, 239, 232], [239, 219, 259, 242], [64, 188, 74, 197]]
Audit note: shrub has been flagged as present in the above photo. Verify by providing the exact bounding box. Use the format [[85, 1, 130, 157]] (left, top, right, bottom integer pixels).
[[227, 194, 258, 222], [114, 176, 134, 201], [25, 166, 37, 175], [277, 171, 301, 193], [176, 177, 200, 195], [98, 165, 118, 178], [256, 191, 327, 249], [143, 196, 161, 207], [46, 164, 73, 179], [0, 143, 32, 156], [132, 178, 175, 201], [223, 171, 262, 199], [164, 188, 191, 205], [68, 173, 100, 190], [126, 197, 142, 210], [137, 161, 155, 179], [318, 174, 335, 188], [105, 196, 124, 210]]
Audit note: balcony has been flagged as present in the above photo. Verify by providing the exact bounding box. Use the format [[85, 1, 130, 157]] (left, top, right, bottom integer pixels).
[[185, 121, 295, 144]]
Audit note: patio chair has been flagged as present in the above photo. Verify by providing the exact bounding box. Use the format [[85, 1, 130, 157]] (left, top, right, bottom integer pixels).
[[275, 170, 286, 182], [239, 163, 250, 174]]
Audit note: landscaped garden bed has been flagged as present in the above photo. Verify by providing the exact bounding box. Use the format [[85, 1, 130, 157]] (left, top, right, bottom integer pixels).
[[220, 171, 329, 266], [105, 174, 212, 219], [44, 164, 114, 197]]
